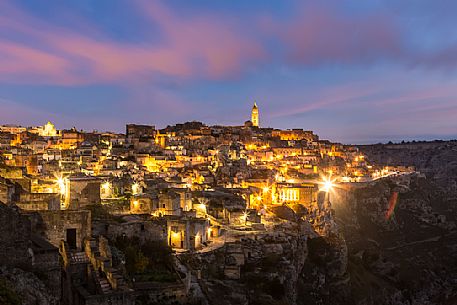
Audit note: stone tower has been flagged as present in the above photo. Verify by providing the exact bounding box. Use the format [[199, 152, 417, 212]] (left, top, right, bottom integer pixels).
[[251, 101, 259, 127]]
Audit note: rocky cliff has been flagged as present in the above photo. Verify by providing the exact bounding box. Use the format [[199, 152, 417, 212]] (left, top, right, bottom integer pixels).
[[0, 266, 58, 305], [181, 217, 350, 305], [189, 165, 457, 304], [331, 142, 457, 305]]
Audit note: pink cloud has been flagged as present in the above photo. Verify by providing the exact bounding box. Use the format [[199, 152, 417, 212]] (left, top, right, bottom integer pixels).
[[0, 1, 266, 85], [0, 41, 68, 76], [2, 0, 457, 88], [273, 5, 403, 65], [0, 97, 60, 124], [137, 1, 266, 78], [412, 45, 457, 70], [267, 81, 383, 119]]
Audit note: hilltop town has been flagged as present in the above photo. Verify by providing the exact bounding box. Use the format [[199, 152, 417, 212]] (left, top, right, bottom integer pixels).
[[0, 104, 445, 305]]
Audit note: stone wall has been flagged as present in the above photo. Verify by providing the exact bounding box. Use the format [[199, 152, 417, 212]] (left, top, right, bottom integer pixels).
[[20, 192, 59, 203], [95, 219, 167, 244], [30, 236, 61, 300], [0, 181, 14, 204], [0, 204, 32, 267], [28, 210, 91, 250], [67, 179, 101, 209], [17, 192, 60, 211]]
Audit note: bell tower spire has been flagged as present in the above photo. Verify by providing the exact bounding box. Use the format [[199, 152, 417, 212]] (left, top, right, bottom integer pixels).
[[251, 101, 259, 127]]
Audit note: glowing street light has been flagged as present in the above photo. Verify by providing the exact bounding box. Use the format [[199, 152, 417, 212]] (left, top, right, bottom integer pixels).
[[242, 210, 250, 225], [323, 180, 333, 192], [56, 177, 66, 195], [101, 181, 111, 191], [320, 176, 334, 193], [132, 182, 140, 195]]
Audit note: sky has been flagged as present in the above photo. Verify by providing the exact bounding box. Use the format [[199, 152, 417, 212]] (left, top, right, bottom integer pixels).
[[1, 0, 457, 144]]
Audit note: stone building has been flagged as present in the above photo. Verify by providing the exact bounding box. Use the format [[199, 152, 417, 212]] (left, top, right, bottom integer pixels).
[[16, 192, 60, 211], [0, 204, 61, 300], [14, 153, 39, 175], [0, 177, 16, 204], [276, 182, 318, 207], [0, 204, 33, 268], [28, 210, 91, 250], [59, 129, 84, 149], [126, 124, 155, 140], [167, 216, 210, 250], [59, 236, 134, 305], [271, 129, 318, 142], [251, 102, 259, 127], [65, 177, 101, 210], [94, 216, 167, 244], [130, 193, 157, 214], [157, 189, 183, 216]]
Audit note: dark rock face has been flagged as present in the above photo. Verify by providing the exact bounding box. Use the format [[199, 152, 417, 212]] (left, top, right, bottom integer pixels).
[[331, 142, 457, 305], [0, 204, 59, 305], [358, 141, 457, 191], [0, 204, 32, 268], [183, 222, 350, 305], [192, 142, 457, 305], [297, 234, 350, 305], [0, 266, 58, 305]]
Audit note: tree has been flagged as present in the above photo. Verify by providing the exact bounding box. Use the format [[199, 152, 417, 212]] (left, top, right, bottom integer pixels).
[[134, 251, 149, 273]]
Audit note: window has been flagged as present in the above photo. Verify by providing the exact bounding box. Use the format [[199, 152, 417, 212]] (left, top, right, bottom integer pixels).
[[66, 228, 77, 250]]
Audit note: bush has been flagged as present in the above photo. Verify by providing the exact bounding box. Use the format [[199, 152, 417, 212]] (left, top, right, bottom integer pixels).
[[0, 279, 21, 305], [112, 236, 176, 282]]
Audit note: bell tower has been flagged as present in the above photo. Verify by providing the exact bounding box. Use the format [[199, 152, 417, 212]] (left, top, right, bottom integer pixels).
[[251, 101, 259, 127]]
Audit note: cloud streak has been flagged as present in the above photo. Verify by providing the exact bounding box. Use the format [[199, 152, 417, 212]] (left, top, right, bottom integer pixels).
[[279, 5, 404, 65], [0, 1, 265, 85], [1, 0, 457, 142], [2, 1, 457, 86]]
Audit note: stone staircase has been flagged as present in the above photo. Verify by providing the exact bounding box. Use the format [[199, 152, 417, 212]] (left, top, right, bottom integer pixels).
[[85, 237, 131, 294], [94, 270, 113, 294], [69, 251, 89, 264], [107, 268, 129, 290]]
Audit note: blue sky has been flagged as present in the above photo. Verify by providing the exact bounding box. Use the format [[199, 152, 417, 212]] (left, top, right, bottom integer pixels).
[[1, 0, 457, 143]]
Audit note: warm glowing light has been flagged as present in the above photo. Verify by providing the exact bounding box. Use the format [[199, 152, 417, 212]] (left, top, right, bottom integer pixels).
[[262, 186, 269, 193], [323, 180, 333, 192], [56, 177, 66, 195], [133, 200, 139, 207], [241, 210, 250, 224], [101, 181, 111, 191], [132, 182, 140, 195], [320, 177, 334, 192]]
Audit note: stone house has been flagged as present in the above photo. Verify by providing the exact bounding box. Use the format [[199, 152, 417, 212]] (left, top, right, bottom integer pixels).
[[65, 177, 101, 210], [28, 210, 91, 251], [167, 216, 210, 250], [16, 192, 60, 211]]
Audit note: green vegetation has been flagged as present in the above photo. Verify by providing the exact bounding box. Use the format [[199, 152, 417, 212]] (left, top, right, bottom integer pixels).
[[0, 278, 21, 305], [112, 236, 177, 283], [261, 253, 282, 272], [86, 204, 126, 222], [244, 273, 285, 302]]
